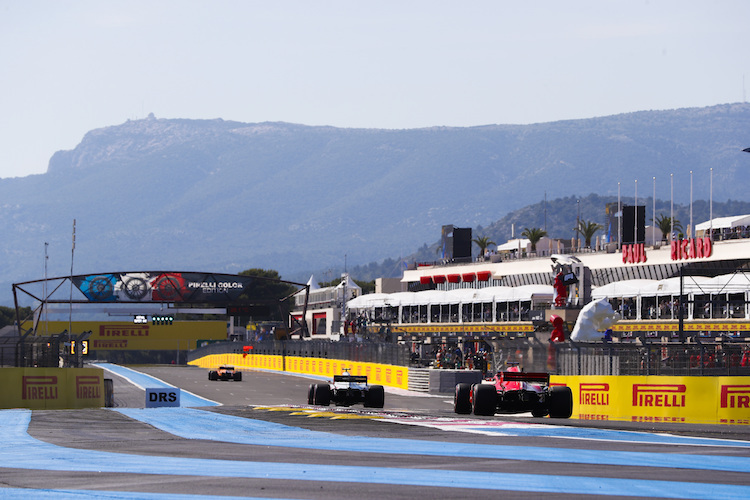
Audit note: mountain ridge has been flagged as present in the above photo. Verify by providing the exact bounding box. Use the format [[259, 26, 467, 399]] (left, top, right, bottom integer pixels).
[[1, 103, 749, 305]]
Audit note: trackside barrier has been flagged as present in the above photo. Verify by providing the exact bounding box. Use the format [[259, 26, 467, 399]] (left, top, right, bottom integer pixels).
[[408, 368, 430, 392], [190, 352, 748, 424], [552, 375, 750, 425], [0, 367, 105, 409], [189, 353, 409, 390]]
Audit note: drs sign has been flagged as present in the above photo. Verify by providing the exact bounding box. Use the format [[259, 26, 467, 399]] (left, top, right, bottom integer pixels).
[[145, 387, 180, 408]]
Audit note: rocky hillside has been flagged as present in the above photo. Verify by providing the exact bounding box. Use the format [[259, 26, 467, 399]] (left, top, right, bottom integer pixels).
[[1, 104, 749, 305]]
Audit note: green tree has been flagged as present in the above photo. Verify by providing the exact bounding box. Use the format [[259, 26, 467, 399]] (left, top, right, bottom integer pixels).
[[237, 268, 299, 321], [472, 235, 496, 257], [576, 220, 603, 248], [0, 305, 31, 329], [653, 214, 682, 240], [521, 227, 547, 253]]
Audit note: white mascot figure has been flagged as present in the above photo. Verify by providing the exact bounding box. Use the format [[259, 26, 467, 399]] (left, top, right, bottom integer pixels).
[[570, 298, 621, 342]]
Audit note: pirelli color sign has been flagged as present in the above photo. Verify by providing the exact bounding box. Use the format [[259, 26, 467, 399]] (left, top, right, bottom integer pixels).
[[553, 375, 750, 425], [0, 368, 105, 410]]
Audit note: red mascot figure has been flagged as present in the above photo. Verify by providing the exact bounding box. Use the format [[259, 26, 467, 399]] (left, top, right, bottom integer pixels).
[[553, 272, 568, 307], [548, 315, 565, 370]]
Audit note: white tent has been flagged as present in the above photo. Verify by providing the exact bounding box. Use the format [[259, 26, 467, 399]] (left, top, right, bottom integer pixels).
[[708, 273, 750, 293], [306, 275, 320, 290], [443, 288, 481, 304], [381, 291, 417, 307], [591, 276, 717, 299], [336, 274, 362, 295], [408, 290, 447, 306], [496, 239, 530, 252], [513, 284, 554, 301], [346, 293, 391, 309], [475, 286, 515, 302], [696, 214, 750, 231], [592, 280, 659, 299], [349, 285, 555, 310]]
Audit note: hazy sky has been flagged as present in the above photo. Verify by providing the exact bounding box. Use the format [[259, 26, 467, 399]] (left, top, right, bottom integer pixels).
[[1, 0, 748, 178]]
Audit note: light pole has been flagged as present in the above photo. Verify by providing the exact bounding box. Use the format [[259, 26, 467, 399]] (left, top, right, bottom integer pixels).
[[576, 198, 581, 252], [652, 176, 656, 245], [43, 242, 48, 336], [670, 173, 674, 243], [690, 171, 693, 239], [634, 179, 638, 244], [710, 167, 713, 238], [617, 182, 621, 250]]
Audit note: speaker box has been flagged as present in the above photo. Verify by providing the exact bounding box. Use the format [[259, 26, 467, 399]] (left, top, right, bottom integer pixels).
[[622, 205, 645, 244]]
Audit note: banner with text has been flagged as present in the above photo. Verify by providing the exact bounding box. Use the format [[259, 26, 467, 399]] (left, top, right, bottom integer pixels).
[[553, 375, 750, 425], [0, 368, 105, 410]]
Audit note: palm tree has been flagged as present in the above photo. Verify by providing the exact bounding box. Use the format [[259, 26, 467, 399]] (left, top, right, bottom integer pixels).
[[653, 214, 682, 241], [576, 220, 603, 248], [521, 227, 547, 253], [472, 235, 496, 259]]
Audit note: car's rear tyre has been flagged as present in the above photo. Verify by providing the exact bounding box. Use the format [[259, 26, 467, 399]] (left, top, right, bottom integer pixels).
[[548, 386, 573, 418], [454, 383, 472, 414], [472, 384, 496, 416], [233, 372, 242, 382], [307, 384, 316, 405], [208, 371, 217, 381], [313, 384, 331, 406], [364, 385, 385, 408]]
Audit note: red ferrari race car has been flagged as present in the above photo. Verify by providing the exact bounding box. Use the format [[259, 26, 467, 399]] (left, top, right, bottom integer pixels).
[[307, 370, 385, 408], [454, 364, 572, 418], [208, 365, 242, 381]]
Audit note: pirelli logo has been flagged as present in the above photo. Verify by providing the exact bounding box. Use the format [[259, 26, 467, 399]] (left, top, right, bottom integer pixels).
[[22, 376, 59, 400], [99, 325, 149, 337], [92, 340, 128, 349], [721, 385, 750, 409], [632, 384, 686, 408], [579, 383, 610, 406], [76, 375, 102, 399]]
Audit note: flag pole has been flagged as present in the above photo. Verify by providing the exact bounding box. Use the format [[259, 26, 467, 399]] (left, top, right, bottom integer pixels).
[[68, 219, 76, 366]]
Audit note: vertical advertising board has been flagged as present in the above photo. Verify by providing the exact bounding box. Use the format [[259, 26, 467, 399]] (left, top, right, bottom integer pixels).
[[554, 375, 750, 425], [0, 368, 105, 409]]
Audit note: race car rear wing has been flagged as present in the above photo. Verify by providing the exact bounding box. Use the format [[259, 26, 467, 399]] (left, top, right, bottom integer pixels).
[[333, 375, 368, 383], [500, 371, 550, 384]]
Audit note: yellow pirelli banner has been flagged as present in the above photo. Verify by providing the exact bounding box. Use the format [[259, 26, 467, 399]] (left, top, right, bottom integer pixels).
[[190, 353, 410, 390], [398, 323, 534, 334], [552, 375, 750, 425], [0, 367, 105, 409], [25, 320, 226, 350]]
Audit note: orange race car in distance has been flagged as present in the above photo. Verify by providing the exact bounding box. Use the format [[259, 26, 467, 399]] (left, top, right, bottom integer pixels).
[[208, 365, 242, 381]]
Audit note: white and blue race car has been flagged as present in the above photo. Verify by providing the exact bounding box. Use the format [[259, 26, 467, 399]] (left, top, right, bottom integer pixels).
[[307, 370, 385, 408]]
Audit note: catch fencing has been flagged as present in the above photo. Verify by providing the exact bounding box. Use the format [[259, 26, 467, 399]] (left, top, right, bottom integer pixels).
[[190, 338, 750, 378], [553, 341, 750, 376]]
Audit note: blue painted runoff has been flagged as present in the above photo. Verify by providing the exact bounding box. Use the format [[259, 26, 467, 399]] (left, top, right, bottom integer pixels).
[[461, 423, 750, 446], [94, 362, 219, 407], [115, 407, 750, 473], [3, 409, 750, 499], [0, 488, 298, 500]]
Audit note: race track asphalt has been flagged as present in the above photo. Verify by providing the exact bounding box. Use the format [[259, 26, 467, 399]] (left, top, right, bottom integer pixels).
[[1, 364, 749, 499]]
